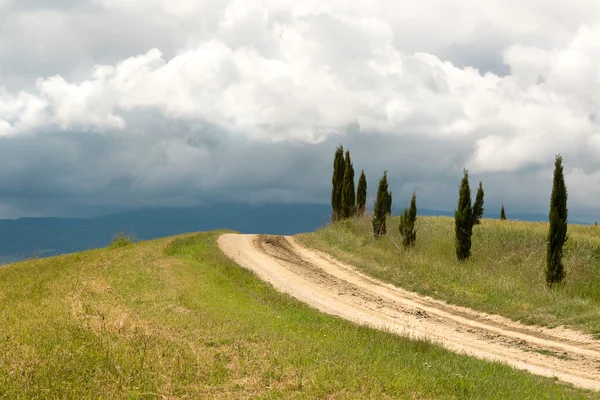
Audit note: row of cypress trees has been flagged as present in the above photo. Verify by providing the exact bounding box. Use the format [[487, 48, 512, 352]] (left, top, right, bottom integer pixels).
[[454, 155, 568, 288], [330, 145, 569, 288], [331, 148, 416, 247], [371, 172, 417, 247], [331, 145, 367, 221]]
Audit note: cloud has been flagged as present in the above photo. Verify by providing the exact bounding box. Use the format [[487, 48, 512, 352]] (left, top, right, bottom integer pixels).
[[469, 25, 600, 173], [1, 1, 600, 218]]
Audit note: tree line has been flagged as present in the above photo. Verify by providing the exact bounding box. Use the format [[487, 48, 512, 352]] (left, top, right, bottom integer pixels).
[[331, 145, 568, 288]]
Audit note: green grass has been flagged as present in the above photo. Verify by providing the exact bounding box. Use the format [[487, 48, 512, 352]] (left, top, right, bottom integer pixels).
[[297, 215, 600, 335], [0, 230, 595, 398]]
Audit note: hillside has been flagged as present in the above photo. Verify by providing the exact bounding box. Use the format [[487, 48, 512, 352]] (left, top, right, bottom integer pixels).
[[0, 231, 593, 398], [298, 216, 600, 335]]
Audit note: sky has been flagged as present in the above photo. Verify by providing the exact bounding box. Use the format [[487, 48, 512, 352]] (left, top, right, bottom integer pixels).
[[1, 0, 600, 220]]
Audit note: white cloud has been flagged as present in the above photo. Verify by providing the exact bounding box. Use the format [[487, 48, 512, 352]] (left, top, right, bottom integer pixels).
[[0, 88, 49, 136], [9, 15, 598, 150], [468, 25, 600, 172]]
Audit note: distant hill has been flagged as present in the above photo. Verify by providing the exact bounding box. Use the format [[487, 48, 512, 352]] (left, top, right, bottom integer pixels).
[[0, 203, 332, 264], [0, 203, 590, 264], [415, 208, 550, 222], [416, 208, 592, 224]]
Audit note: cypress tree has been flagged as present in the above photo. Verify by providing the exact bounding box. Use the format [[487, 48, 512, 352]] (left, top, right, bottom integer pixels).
[[546, 155, 568, 287], [356, 170, 367, 216], [472, 181, 484, 225], [399, 192, 417, 247], [372, 171, 392, 237], [331, 145, 345, 222], [500, 203, 506, 220], [341, 150, 356, 218], [455, 169, 474, 261], [387, 192, 393, 215]]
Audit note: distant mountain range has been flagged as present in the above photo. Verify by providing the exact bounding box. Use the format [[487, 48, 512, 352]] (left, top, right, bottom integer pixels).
[[0, 204, 331, 264], [0, 203, 588, 264]]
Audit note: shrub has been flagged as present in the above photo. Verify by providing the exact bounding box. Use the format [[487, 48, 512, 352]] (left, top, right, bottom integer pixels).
[[399, 192, 417, 247], [109, 231, 135, 249]]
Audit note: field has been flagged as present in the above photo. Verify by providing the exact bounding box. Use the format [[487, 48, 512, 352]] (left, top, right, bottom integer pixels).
[[298, 216, 600, 335], [0, 230, 593, 398]]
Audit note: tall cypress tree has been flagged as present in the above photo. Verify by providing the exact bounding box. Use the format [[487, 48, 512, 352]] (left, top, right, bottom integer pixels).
[[399, 192, 417, 247], [356, 170, 367, 216], [341, 150, 356, 218], [546, 155, 568, 287], [472, 182, 484, 225], [500, 203, 506, 220], [372, 171, 392, 237], [455, 169, 474, 261], [331, 145, 345, 222]]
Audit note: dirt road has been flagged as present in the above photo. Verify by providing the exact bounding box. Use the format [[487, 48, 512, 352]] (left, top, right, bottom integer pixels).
[[218, 233, 600, 391]]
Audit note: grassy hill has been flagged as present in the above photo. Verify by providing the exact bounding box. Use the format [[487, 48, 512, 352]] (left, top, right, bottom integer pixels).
[[298, 216, 600, 335], [0, 230, 594, 398]]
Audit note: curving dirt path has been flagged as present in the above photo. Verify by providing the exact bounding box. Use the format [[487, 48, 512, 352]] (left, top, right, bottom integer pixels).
[[218, 233, 600, 391]]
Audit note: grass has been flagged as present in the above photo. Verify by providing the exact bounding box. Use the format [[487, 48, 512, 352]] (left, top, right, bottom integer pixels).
[[297, 215, 600, 335], [0, 230, 594, 398]]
